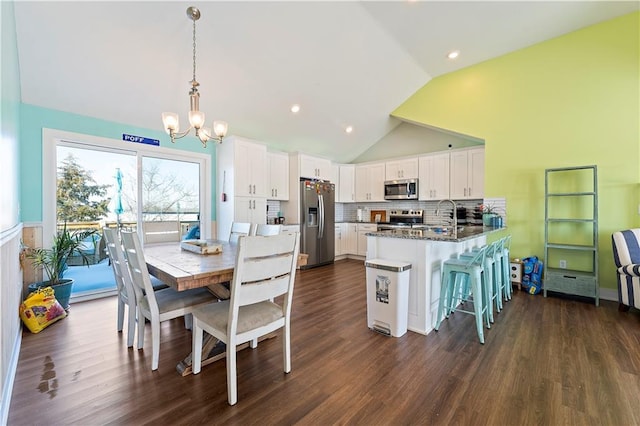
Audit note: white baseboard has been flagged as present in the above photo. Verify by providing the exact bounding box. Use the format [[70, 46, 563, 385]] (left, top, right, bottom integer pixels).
[[599, 287, 617, 302], [1, 330, 22, 426]]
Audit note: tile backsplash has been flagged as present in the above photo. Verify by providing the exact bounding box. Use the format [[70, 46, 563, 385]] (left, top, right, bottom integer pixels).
[[266, 198, 506, 225]]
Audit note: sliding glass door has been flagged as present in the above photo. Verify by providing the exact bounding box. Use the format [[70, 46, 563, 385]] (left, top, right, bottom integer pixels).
[[43, 129, 211, 300]]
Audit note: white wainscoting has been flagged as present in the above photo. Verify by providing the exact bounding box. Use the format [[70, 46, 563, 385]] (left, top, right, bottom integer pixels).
[[0, 223, 24, 425]]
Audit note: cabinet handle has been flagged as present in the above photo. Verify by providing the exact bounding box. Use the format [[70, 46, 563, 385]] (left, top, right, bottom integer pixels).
[[275, 189, 278, 197], [249, 184, 252, 194], [464, 188, 467, 197], [253, 184, 256, 194], [468, 187, 472, 196], [253, 199, 256, 209]]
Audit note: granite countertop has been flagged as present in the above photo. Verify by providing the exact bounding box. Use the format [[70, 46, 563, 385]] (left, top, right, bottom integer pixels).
[[365, 225, 505, 242]]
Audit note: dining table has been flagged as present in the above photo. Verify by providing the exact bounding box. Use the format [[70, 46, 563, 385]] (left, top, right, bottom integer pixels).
[[144, 239, 245, 376], [143, 239, 306, 376]]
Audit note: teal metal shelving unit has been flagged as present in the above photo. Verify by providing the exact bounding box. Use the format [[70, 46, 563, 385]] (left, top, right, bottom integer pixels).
[[543, 165, 599, 306]]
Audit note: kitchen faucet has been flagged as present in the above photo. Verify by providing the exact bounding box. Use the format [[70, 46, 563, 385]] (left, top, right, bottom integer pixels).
[[435, 199, 457, 237]]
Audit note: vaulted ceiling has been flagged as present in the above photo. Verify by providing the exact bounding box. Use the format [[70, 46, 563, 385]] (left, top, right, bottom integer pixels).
[[13, 1, 638, 163]]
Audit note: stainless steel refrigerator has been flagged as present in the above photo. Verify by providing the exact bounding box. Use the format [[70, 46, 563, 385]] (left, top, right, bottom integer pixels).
[[300, 180, 335, 269]]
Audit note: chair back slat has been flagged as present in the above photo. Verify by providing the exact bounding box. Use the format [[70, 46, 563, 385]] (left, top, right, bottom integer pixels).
[[229, 222, 253, 243], [238, 275, 291, 306], [255, 224, 282, 236], [229, 233, 300, 325], [121, 230, 158, 313], [103, 228, 133, 303]]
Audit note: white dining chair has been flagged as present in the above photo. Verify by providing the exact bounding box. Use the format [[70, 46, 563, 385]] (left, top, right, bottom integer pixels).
[[191, 232, 300, 405], [254, 224, 282, 236], [120, 230, 216, 371], [229, 222, 253, 243], [103, 227, 137, 348]]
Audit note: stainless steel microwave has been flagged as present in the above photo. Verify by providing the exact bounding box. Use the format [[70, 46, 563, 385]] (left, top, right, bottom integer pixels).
[[384, 179, 418, 200]]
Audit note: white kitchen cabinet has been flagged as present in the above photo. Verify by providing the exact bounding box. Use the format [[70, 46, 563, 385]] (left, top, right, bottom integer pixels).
[[355, 162, 386, 202], [418, 152, 450, 200], [450, 147, 484, 200], [217, 136, 268, 240], [344, 223, 358, 255], [338, 164, 355, 203], [233, 138, 267, 198], [234, 197, 267, 224], [267, 152, 289, 200], [385, 158, 419, 180], [357, 223, 377, 256], [335, 224, 343, 256], [299, 153, 332, 181]]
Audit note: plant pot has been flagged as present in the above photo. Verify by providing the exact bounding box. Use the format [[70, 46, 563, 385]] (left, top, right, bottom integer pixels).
[[28, 279, 74, 311], [482, 213, 497, 226]]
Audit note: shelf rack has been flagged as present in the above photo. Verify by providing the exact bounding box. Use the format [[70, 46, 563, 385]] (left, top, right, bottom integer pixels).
[[543, 165, 598, 306]]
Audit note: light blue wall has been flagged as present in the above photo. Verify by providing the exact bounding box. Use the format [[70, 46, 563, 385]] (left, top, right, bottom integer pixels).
[[19, 104, 217, 222]]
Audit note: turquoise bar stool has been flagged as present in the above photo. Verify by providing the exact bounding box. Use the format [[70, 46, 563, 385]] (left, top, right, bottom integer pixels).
[[435, 246, 489, 344], [458, 241, 500, 320], [500, 235, 512, 301]]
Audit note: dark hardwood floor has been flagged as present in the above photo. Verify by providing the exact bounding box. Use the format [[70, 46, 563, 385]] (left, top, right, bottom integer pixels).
[[8, 259, 640, 425]]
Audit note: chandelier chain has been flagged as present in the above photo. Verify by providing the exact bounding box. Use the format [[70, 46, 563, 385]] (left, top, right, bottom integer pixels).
[[192, 15, 197, 84]]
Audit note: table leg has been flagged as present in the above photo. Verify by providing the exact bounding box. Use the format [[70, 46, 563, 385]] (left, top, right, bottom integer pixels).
[[176, 332, 279, 376]]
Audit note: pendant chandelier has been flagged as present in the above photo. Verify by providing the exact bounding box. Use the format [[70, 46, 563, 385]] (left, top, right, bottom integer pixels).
[[162, 6, 228, 148]]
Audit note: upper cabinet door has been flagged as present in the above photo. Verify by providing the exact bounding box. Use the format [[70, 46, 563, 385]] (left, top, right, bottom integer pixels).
[[419, 152, 450, 200], [467, 148, 485, 199], [355, 162, 386, 202], [299, 154, 332, 181], [449, 147, 484, 200], [268, 152, 289, 200], [234, 139, 267, 197], [338, 164, 355, 203], [385, 158, 419, 180]]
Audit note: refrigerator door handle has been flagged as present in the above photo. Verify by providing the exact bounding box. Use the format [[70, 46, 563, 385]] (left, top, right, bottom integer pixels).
[[318, 194, 324, 239]]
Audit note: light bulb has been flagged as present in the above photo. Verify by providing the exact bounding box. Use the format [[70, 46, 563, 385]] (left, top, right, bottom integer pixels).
[[189, 110, 206, 129], [162, 112, 179, 134], [213, 121, 228, 138]]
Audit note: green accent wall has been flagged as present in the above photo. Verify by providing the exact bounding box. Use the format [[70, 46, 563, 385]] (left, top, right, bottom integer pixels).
[[392, 12, 640, 291], [19, 104, 217, 222]]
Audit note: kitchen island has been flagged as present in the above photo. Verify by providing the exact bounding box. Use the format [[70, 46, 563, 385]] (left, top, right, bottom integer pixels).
[[365, 226, 504, 335]]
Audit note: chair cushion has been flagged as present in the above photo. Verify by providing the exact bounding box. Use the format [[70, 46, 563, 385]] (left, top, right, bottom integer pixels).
[[193, 300, 284, 335], [141, 287, 213, 314]]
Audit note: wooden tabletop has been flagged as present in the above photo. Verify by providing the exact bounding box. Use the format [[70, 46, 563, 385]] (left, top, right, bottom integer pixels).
[[144, 240, 237, 293]]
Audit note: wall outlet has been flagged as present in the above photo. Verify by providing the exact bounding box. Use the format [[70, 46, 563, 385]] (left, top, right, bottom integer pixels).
[[559, 260, 567, 269]]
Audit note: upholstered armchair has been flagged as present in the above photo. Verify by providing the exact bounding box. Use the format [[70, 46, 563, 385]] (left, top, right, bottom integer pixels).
[[611, 229, 640, 311]]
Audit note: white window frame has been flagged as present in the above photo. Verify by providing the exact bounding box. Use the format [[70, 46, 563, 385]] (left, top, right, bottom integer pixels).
[[42, 128, 211, 249]]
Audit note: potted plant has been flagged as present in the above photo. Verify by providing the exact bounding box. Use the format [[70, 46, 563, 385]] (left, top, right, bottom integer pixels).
[[26, 223, 98, 311], [480, 203, 501, 227]]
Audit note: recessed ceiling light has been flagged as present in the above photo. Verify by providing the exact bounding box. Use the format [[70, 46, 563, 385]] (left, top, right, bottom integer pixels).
[[290, 104, 301, 113], [447, 50, 460, 60], [345, 126, 353, 134]]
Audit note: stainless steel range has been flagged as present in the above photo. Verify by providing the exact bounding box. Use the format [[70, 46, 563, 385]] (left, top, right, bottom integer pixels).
[[376, 209, 424, 231]]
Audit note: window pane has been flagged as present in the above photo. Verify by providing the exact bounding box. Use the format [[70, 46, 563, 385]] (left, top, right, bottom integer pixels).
[[141, 156, 201, 243]]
